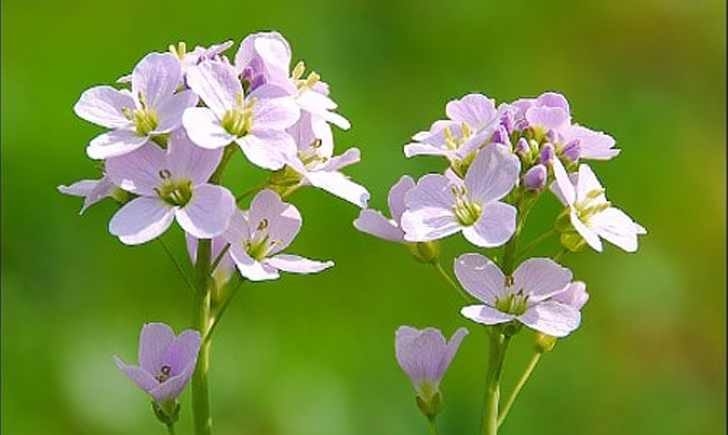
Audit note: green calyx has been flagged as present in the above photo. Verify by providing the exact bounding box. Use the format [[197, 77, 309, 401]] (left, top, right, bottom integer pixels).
[[152, 399, 180, 426], [155, 175, 193, 207], [221, 94, 255, 137], [406, 241, 440, 264], [560, 231, 586, 252], [415, 383, 443, 419]]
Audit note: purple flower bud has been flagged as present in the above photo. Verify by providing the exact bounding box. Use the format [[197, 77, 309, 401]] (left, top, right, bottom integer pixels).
[[114, 323, 201, 403], [491, 125, 509, 146], [500, 110, 515, 133], [524, 164, 547, 190], [563, 139, 581, 162], [514, 118, 529, 131], [515, 137, 529, 156], [545, 130, 557, 143], [540, 143, 555, 164]]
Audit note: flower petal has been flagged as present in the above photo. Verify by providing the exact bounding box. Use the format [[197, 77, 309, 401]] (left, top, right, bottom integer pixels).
[[564, 125, 619, 161], [575, 164, 606, 203], [182, 107, 236, 150], [132, 53, 182, 108], [462, 201, 517, 248], [266, 254, 334, 274], [552, 281, 589, 310], [571, 209, 603, 251], [148, 360, 195, 403], [236, 130, 296, 170], [87, 130, 149, 160], [550, 158, 576, 205], [175, 184, 235, 239], [138, 323, 176, 373], [304, 170, 370, 207], [114, 356, 158, 393], [513, 258, 573, 300], [388, 175, 416, 223], [185, 60, 241, 117], [106, 143, 166, 195], [251, 96, 300, 131], [323, 148, 360, 172], [525, 106, 569, 131], [353, 209, 404, 242], [589, 207, 644, 252], [440, 328, 468, 377], [518, 301, 581, 338], [166, 129, 223, 185], [394, 326, 448, 387], [403, 142, 450, 159], [454, 253, 505, 304], [109, 197, 175, 245], [229, 244, 280, 281], [464, 145, 520, 203], [461, 305, 514, 325], [445, 93, 497, 127], [74, 86, 135, 129], [162, 330, 201, 377], [248, 189, 302, 252], [155, 90, 199, 133]]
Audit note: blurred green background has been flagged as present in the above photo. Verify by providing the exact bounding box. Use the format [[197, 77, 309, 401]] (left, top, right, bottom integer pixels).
[[2, 0, 725, 434]]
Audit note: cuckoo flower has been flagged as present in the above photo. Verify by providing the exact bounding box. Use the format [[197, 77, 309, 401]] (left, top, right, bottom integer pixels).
[[114, 323, 201, 403], [551, 158, 646, 252], [224, 189, 334, 281], [283, 111, 369, 207], [58, 175, 118, 213], [354, 175, 415, 242], [552, 281, 589, 310], [106, 129, 235, 245], [456, 254, 581, 337], [233, 31, 350, 130], [75, 53, 198, 159], [404, 94, 502, 173], [182, 60, 300, 170], [401, 144, 520, 248], [395, 326, 468, 401]]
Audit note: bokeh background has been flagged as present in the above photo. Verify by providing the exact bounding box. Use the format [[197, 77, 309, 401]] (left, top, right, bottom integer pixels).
[[2, 0, 725, 434]]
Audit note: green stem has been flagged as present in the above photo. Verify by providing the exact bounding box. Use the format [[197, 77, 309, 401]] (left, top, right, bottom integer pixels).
[[481, 330, 511, 435], [165, 423, 177, 435], [202, 278, 244, 345], [553, 248, 568, 262], [497, 351, 543, 428], [158, 238, 195, 293], [236, 181, 269, 203], [432, 261, 472, 304], [427, 417, 439, 435], [210, 144, 236, 184], [515, 229, 556, 261], [192, 239, 212, 435], [210, 243, 231, 275]]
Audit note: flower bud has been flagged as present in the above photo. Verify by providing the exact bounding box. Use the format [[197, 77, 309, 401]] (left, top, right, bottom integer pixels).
[[534, 332, 556, 353], [524, 164, 547, 190], [563, 139, 581, 162], [491, 125, 510, 146], [500, 111, 514, 134], [540, 143, 555, 164], [515, 138, 529, 157], [407, 241, 440, 264]]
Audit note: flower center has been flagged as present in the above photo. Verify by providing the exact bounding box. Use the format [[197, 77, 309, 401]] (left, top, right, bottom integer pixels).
[[451, 185, 482, 226], [221, 93, 255, 137], [575, 189, 610, 223], [154, 170, 193, 207], [155, 365, 172, 383], [122, 93, 159, 137], [443, 123, 472, 151], [244, 219, 283, 261], [495, 288, 530, 315], [291, 61, 320, 92], [297, 139, 328, 170]]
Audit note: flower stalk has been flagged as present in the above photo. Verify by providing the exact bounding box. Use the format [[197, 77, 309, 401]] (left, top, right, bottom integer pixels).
[[481, 328, 510, 435], [192, 239, 212, 435]]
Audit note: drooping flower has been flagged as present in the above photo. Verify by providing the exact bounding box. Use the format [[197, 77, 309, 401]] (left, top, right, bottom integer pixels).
[[233, 31, 350, 130], [58, 175, 118, 213], [401, 144, 520, 248], [456, 253, 581, 337], [224, 189, 334, 281], [106, 129, 236, 245], [404, 94, 503, 174], [353, 175, 415, 242], [75, 52, 198, 159], [114, 323, 201, 403], [551, 158, 646, 252], [182, 60, 300, 170], [395, 326, 468, 400], [281, 111, 369, 207]]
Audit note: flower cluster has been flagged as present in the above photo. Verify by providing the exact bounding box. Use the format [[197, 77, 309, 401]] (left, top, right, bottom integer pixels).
[[60, 32, 368, 427], [357, 91, 645, 428]]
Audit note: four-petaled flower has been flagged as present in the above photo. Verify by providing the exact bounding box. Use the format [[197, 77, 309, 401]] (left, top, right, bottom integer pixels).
[[182, 60, 300, 170], [354, 175, 415, 242], [551, 158, 646, 252], [75, 52, 198, 159], [395, 326, 468, 399], [224, 189, 334, 281], [401, 144, 520, 248], [456, 253, 582, 337], [114, 323, 201, 403], [106, 129, 236, 245]]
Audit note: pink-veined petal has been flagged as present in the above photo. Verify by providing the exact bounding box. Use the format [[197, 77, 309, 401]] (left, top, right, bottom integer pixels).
[[114, 356, 158, 393], [353, 209, 404, 242], [229, 244, 279, 281], [251, 96, 300, 131], [518, 301, 581, 338], [236, 130, 296, 170], [175, 184, 235, 239], [109, 197, 175, 245], [463, 201, 517, 248], [138, 323, 175, 373], [87, 130, 149, 160], [304, 170, 370, 208], [155, 90, 199, 133], [74, 86, 135, 129], [513, 258, 573, 300], [550, 158, 576, 205], [464, 145, 520, 203], [266, 254, 334, 274], [182, 107, 236, 150], [589, 207, 644, 252], [461, 305, 514, 325], [166, 129, 223, 185], [132, 53, 182, 108], [571, 209, 603, 252], [248, 189, 302, 253], [185, 61, 241, 117], [388, 175, 416, 223], [454, 253, 505, 304], [106, 143, 167, 195]]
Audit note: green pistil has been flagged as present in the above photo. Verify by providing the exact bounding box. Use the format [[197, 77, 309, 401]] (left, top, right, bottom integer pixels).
[[221, 94, 255, 137], [244, 219, 282, 261], [155, 176, 193, 207], [495, 290, 529, 315], [451, 185, 481, 226]]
